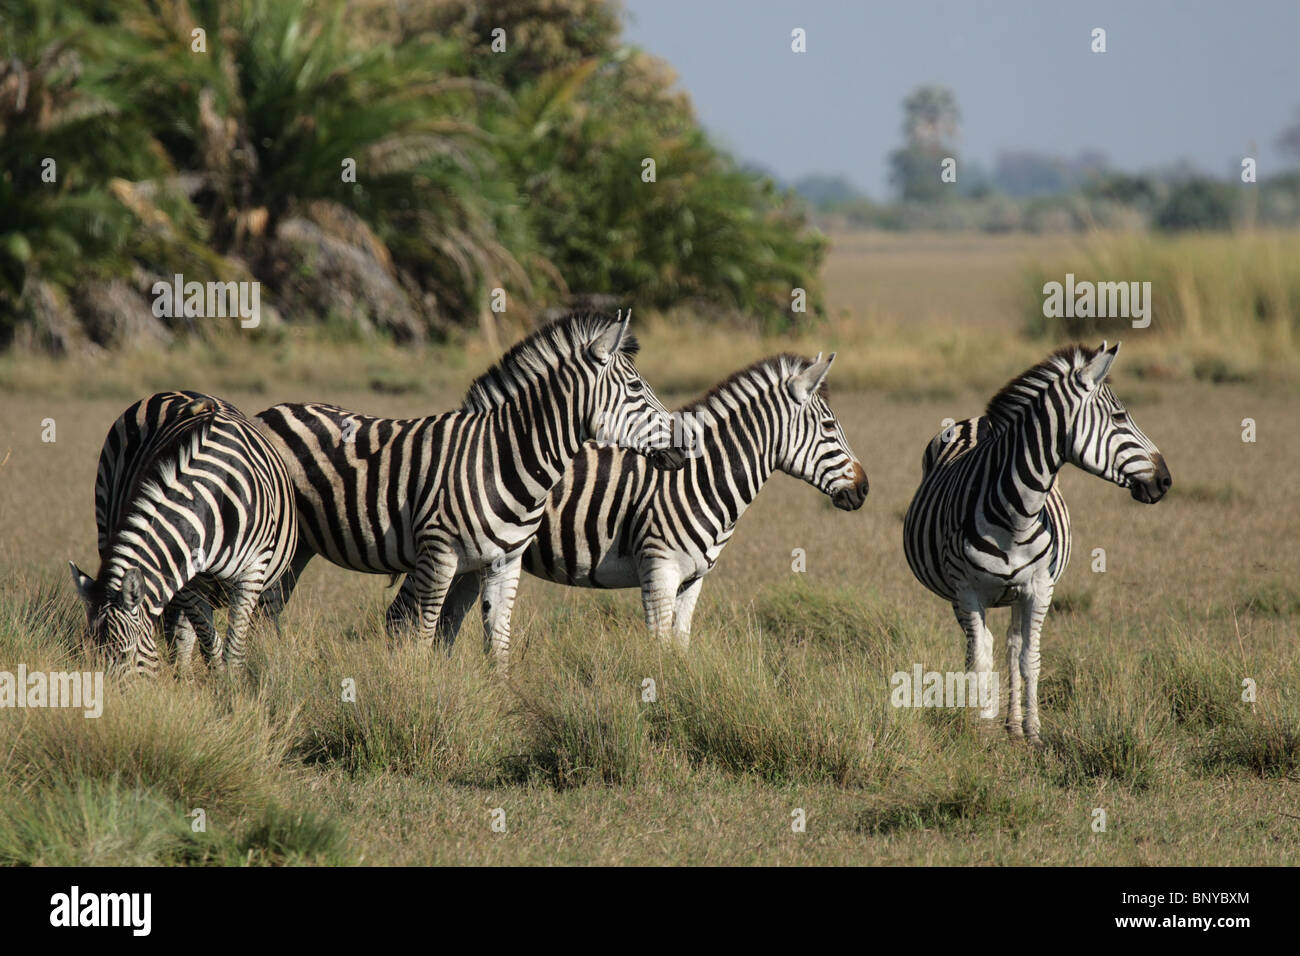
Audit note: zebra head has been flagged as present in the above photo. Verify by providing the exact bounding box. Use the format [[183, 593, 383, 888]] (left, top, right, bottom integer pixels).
[[586, 311, 685, 470], [779, 353, 869, 511], [69, 563, 158, 678], [1066, 341, 1172, 503]]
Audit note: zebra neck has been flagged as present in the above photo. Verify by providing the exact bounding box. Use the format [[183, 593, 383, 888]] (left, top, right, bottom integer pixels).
[[100, 554, 181, 619], [988, 406, 1066, 530], [694, 407, 778, 524], [492, 388, 585, 489]]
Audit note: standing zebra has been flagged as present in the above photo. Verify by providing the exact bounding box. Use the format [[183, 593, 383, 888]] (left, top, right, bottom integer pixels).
[[902, 342, 1171, 740], [253, 310, 684, 661], [70, 392, 297, 677], [395, 353, 869, 649]]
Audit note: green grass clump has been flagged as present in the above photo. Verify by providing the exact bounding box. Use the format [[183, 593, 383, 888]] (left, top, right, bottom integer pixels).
[[512, 639, 658, 789], [1149, 647, 1244, 728], [253, 617, 512, 786], [0, 778, 220, 866], [857, 769, 1039, 836], [1173, 481, 1252, 506], [1242, 580, 1300, 617], [1197, 715, 1300, 778], [235, 806, 354, 866], [1038, 670, 1174, 790], [2, 684, 286, 812], [0, 777, 355, 866]]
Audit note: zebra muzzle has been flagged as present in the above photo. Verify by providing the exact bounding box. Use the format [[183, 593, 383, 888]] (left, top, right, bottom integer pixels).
[[831, 464, 869, 511], [1129, 453, 1172, 503]]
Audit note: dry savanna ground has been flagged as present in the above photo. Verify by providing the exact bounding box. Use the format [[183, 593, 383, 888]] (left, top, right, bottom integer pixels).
[[1, 233, 1297, 865]]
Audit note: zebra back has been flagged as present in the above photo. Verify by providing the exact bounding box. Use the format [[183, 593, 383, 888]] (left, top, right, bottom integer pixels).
[[921, 416, 993, 474], [94, 390, 231, 556], [92, 392, 296, 612]]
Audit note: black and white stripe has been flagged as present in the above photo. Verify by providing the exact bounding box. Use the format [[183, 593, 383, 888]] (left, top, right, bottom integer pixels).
[[902, 342, 1171, 739], [401, 354, 869, 649], [71, 391, 297, 677], [253, 310, 683, 661]]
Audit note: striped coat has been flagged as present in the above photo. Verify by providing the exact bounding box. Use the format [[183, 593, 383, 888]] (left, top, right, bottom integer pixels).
[[71, 391, 297, 676], [401, 354, 869, 649], [902, 342, 1171, 738], [253, 310, 682, 661]]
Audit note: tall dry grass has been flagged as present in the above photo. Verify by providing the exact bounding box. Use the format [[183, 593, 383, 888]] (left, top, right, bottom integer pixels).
[[1024, 231, 1300, 382]]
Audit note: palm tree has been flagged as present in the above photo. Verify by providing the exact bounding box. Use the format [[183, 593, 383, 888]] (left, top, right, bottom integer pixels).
[[0, 1, 158, 341], [121, 0, 536, 334], [889, 85, 962, 203]]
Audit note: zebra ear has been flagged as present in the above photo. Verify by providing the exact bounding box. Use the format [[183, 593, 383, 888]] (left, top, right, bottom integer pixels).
[[1079, 343, 1117, 389], [788, 353, 835, 405], [589, 313, 629, 365], [69, 561, 96, 606], [118, 568, 145, 612]]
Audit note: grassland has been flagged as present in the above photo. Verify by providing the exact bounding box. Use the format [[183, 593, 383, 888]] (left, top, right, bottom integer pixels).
[[1, 232, 1298, 865]]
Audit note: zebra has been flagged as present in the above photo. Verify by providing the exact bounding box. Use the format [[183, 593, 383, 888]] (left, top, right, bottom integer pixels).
[[390, 353, 870, 649], [902, 341, 1171, 740], [252, 310, 684, 662], [70, 391, 297, 677]]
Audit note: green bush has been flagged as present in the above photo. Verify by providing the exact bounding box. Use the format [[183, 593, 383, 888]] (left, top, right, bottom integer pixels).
[[1154, 178, 1236, 231], [0, 0, 826, 348]]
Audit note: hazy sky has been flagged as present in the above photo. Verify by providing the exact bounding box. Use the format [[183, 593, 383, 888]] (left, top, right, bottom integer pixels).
[[621, 0, 1300, 198]]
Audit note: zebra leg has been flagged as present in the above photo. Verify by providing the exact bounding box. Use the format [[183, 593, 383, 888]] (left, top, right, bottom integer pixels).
[[480, 558, 522, 664], [164, 601, 197, 671], [1005, 604, 1024, 737], [409, 544, 459, 648], [384, 574, 419, 639], [257, 545, 315, 629], [1020, 590, 1051, 742], [954, 600, 998, 720], [671, 577, 705, 651], [440, 572, 481, 648], [386, 572, 479, 647], [640, 561, 681, 645], [171, 590, 220, 669], [222, 572, 266, 673]]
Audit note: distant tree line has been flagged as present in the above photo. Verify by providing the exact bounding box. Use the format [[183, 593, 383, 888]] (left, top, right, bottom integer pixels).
[[797, 85, 1300, 235]]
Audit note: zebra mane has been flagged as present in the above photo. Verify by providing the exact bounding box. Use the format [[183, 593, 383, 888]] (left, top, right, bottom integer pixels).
[[461, 310, 639, 413], [985, 344, 1105, 425], [676, 354, 826, 414]]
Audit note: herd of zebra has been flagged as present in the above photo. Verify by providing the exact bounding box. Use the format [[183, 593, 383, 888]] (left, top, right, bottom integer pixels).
[[67, 310, 1171, 739]]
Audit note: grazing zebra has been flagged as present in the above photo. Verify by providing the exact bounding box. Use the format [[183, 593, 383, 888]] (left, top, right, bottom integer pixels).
[[70, 391, 297, 677], [253, 310, 684, 661], [393, 353, 870, 649], [902, 342, 1171, 740]]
